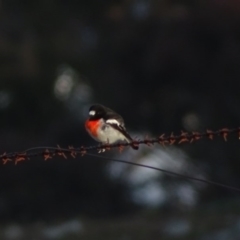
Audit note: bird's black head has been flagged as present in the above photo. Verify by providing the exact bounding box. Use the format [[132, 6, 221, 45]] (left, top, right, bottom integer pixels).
[[88, 104, 107, 120]]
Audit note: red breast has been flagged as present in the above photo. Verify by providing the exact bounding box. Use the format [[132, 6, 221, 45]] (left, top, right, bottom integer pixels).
[[85, 119, 100, 137]]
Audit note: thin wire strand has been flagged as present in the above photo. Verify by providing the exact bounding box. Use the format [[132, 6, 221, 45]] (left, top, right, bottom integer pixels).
[[0, 126, 239, 191], [86, 153, 240, 192], [2, 146, 240, 192]]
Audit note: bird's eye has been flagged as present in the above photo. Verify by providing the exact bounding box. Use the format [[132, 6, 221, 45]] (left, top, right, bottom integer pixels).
[[89, 110, 96, 116]]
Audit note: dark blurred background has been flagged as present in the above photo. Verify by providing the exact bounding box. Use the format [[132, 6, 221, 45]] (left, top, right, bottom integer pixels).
[[0, 0, 240, 239]]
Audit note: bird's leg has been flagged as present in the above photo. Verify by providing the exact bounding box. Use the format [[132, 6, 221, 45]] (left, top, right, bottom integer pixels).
[[98, 139, 110, 153]]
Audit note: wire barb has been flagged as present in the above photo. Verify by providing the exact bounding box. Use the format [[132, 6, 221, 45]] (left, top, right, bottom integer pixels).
[[0, 126, 239, 192], [1, 152, 12, 165], [68, 146, 77, 158], [14, 153, 28, 165], [0, 126, 240, 165], [56, 145, 67, 159], [43, 149, 52, 161]]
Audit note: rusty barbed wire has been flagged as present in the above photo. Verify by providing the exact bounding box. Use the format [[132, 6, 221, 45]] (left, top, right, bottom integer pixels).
[[0, 127, 239, 165]]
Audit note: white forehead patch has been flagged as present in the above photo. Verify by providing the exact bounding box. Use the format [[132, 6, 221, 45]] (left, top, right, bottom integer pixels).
[[89, 110, 96, 116], [106, 119, 120, 126]]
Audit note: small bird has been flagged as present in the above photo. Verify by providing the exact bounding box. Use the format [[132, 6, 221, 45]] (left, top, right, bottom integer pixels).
[[85, 104, 138, 150]]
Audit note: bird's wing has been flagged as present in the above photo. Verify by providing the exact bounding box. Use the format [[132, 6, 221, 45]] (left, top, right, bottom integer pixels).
[[106, 119, 133, 142]]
